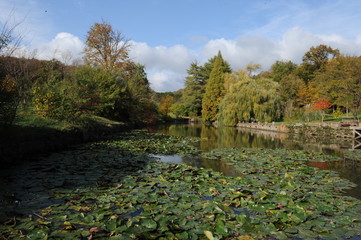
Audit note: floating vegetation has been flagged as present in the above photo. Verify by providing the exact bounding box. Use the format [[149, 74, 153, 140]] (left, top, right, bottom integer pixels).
[[98, 130, 200, 155], [1, 132, 361, 239]]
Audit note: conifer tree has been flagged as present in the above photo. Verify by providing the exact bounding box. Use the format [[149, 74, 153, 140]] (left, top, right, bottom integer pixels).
[[181, 62, 206, 117], [201, 51, 229, 124]]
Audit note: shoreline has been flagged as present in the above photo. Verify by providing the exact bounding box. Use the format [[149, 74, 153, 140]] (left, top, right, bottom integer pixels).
[[236, 122, 354, 139]]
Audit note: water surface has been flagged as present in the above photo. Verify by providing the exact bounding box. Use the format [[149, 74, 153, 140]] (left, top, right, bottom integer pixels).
[[148, 124, 361, 200]]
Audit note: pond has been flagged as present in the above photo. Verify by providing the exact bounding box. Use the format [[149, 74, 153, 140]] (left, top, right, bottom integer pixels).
[[148, 124, 361, 200], [1, 126, 361, 239]]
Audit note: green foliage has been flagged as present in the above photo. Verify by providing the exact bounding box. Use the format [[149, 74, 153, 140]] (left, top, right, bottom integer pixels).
[[159, 95, 176, 116], [314, 55, 361, 119], [298, 44, 340, 83], [181, 56, 231, 118], [170, 102, 187, 118], [181, 62, 207, 117], [218, 74, 283, 125], [202, 52, 230, 123], [0, 75, 18, 125], [299, 105, 323, 122], [332, 107, 343, 119], [120, 63, 158, 125], [30, 63, 157, 125], [32, 65, 128, 121], [270, 60, 297, 82]]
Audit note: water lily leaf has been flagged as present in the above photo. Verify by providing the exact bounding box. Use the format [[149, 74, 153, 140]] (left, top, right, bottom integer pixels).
[[204, 230, 214, 240], [215, 220, 228, 235], [106, 219, 117, 231], [175, 231, 189, 239], [237, 235, 254, 240], [141, 219, 157, 229], [27, 230, 48, 239]]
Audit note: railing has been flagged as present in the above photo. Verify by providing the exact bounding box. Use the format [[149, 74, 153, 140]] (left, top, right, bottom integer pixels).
[[339, 119, 359, 127]]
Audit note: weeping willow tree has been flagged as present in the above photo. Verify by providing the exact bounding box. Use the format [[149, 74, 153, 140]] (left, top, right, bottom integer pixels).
[[218, 74, 283, 126]]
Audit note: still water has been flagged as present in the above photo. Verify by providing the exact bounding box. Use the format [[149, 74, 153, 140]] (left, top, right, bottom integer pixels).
[[148, 124, 361, 200]]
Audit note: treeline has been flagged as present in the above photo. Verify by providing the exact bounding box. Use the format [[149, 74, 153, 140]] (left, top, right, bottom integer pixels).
[[0, 21, 162, 127], [170, 45, 361, 125]]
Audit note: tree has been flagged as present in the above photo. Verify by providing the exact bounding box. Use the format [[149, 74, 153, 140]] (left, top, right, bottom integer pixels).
[[0, 14, 24, 125], [171, 102, 187, 118], [313, 99, 332, 122], [83, 20, 130, 71], [181, 56, 231, 118], [296, 81, 319, 107], [201, 51, 230, 124], [302, 44, 340, 68], [314, 55, 361, 120], [270, 60, 297, 82], [246, 63, 261, 75], [0, 13, 23, 57], [298, 44, 340, 83], [124, 63, 157, 125], [224, 69, 248, 92], [278, 74, 304, 120], [181, 62, 206, 117], [159, 95, 176, 116], [218, 72, 282, 126]]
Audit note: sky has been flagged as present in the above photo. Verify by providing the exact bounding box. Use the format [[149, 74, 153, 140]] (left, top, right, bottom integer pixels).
[[1, 0, 361, 92]]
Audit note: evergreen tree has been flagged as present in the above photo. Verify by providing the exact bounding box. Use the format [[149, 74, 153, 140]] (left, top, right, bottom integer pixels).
[[181, 62, 206, 117], [201, 51, 230, 123]]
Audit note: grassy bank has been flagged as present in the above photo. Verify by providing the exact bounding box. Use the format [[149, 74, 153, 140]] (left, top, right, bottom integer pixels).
[[0, 110, 129, 166]]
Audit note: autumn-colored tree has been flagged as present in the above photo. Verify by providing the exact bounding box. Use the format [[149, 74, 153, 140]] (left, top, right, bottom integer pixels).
[[159, 95, 176, 116], [302, 44, 340, 68], [297, 44, 340, 83], [83, 20, 130, 71], [296, 82, 319, 107], [246, 63, 261, 75], [202, 52, 229, 124], [0, 75, 18, 124], [313, 99, 332, 111], [313, 99, 332, 122], [278, 74, 304, 120], [314, 55, 361, 120]]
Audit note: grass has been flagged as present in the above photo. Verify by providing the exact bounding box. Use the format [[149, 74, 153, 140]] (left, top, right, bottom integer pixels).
[[13, 107, 126, 132]]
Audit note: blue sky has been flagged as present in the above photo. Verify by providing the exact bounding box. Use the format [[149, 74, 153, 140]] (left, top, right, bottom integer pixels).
[[1, 0, 361, 91]]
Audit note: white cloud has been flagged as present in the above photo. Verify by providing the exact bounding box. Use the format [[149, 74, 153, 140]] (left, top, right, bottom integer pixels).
[[36, 32, 84, 63], [129, 41, 195, 92], [200, 27, 361, 71], [129, 41, 195, 72], [202, 36, 279, 70], [148, 70, 184, 93]]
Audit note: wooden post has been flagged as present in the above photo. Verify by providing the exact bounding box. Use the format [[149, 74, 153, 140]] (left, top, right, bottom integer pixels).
[[352, 127, 361, 150]]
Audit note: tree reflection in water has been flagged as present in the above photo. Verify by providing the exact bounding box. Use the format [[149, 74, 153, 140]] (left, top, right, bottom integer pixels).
[[148, 124, 361, 200]]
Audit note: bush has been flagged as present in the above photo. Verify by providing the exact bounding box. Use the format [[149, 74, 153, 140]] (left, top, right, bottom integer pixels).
[[0, 75, 19, 125]]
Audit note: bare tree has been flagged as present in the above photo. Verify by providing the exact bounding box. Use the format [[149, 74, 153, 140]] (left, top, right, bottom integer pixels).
[[0, 12, 24, 57]]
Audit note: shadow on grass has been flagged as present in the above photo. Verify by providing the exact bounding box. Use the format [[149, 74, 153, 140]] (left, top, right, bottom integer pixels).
[[0, 125, 82, 166]]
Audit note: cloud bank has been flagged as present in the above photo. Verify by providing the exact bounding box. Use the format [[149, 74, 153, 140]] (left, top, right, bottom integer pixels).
[[14, 27, 361, 92]]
